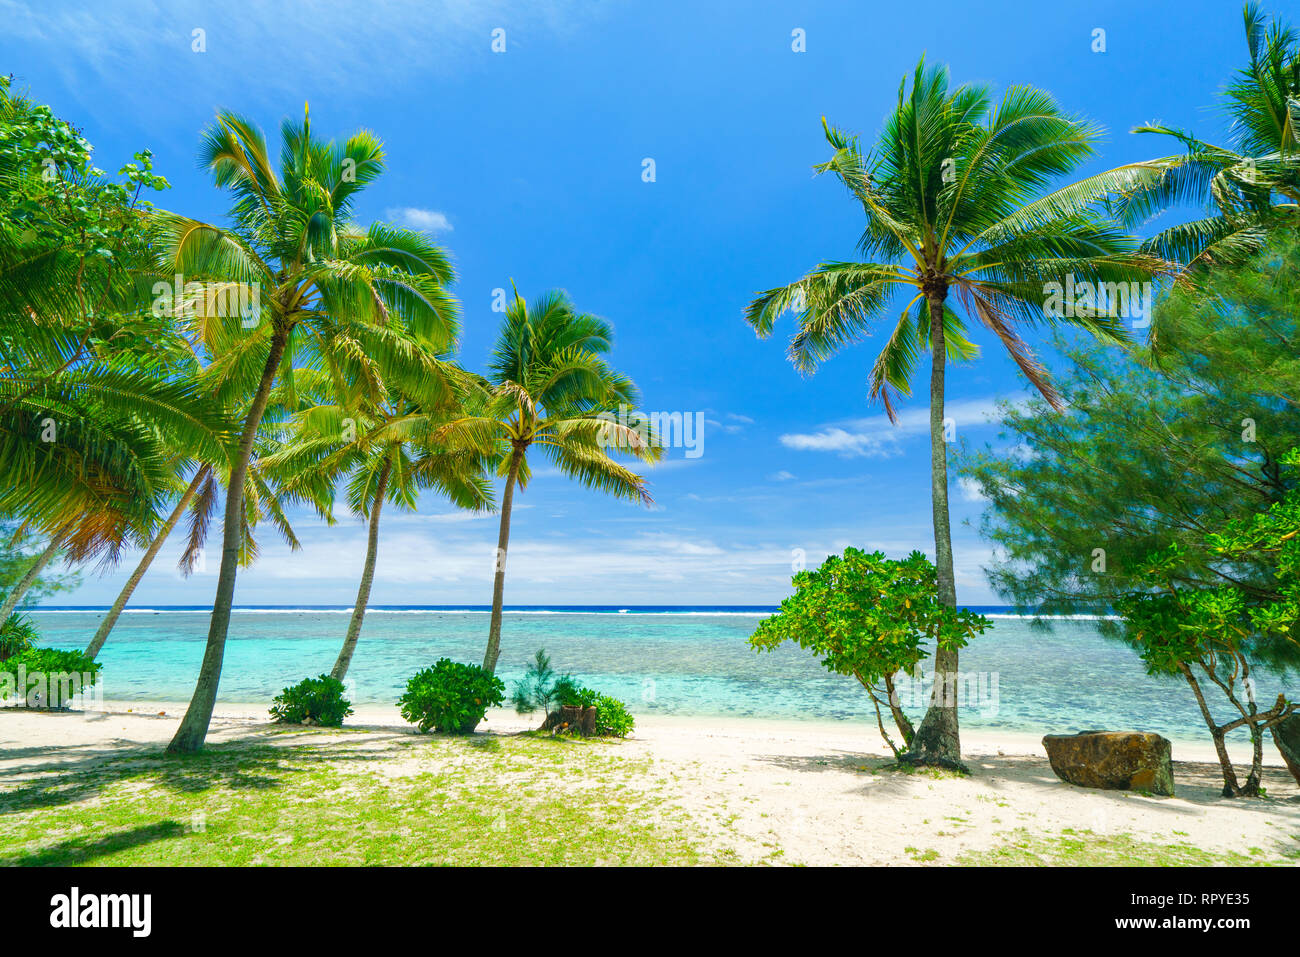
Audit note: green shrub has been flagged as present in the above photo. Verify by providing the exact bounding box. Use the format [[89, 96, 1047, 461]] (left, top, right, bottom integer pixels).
[[0, 647, 100, 708], [0, 614, 38, 663], [592, 693, 635, 737], [399, 658, 505, 734], [510, 648, 572, 718], [551, 678, 635, 737], [554, 677, 598, 709], [269, 675, 353, 727]]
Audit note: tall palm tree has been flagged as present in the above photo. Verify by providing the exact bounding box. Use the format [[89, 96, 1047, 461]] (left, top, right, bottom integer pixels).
[[1119, 3, 1299, 278], [82, 336, 320, 661], [439, 288, 662, 674], [264, 377, 493, 682], [154, 105, 460, 752], [746, 58, 1170, 768]]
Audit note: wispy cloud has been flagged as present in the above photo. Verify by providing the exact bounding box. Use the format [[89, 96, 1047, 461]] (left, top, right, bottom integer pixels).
[[3, 0, 612, 107], [779, 397, 1006, 458], [385, 207, 453, 232]]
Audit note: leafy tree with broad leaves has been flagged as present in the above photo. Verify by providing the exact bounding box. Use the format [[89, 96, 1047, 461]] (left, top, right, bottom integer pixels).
[[746, 56, 1169, 767], [750, 548, 990, 760], [1118, 458, 1300, 796], [0, 77, 236, 573]]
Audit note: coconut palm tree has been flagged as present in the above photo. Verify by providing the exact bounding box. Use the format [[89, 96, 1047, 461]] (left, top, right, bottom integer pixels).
[[746, 58, 1170, 768], [263, 376, 493, 682], [1, 76, 236, 595], [153, 105, 460, 752], [438, 288, 662, 674], [1119, 3, 1299, 277]]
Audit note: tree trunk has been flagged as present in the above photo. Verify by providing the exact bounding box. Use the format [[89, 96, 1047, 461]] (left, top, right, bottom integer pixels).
[[902, 294, 964, 770], [482, 448, 522, 674], [0, 533, 63, 625], [84, 470, 206, 661], [1181, 664, 1243, 796], [167, 329, 289, 753], [330, 458, 390, 682], [884, 673, 915, 747]]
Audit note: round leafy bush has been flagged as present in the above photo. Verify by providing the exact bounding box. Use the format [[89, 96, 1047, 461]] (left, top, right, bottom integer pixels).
[[399, 658, 504, 734], [270, 675, 353, 727], [0, 614, 39, 663], [0, 647, 101, 708], [592, 693, 635, 737]]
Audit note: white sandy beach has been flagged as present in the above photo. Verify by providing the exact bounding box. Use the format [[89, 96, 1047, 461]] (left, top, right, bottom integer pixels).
[[3, 700, 1297, 865]]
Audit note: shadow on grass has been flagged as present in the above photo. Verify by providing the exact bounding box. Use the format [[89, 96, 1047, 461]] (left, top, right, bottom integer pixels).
[[0, 739, 394, 817], [1, 820, 188, 866]]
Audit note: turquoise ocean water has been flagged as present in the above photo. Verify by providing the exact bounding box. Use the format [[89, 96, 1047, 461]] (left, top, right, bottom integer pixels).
[[28, 606, 1297, 745]]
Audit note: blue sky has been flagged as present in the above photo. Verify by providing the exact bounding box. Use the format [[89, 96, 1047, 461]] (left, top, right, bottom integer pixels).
[[3, 0, 1252, 606]]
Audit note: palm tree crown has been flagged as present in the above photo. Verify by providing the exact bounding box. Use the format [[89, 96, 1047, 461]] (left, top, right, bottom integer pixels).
[[158, 104, 461, 752]]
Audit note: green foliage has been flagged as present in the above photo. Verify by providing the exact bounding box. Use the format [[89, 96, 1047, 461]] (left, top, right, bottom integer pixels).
[[1121, 4, 1300, 274], [0, 647, 100, 708], [398, 659, 505, 734], [510, 648, 572, 716], [0, 613, 39, 663], [1115, 451, 1300, 795], [958, 230, 1300, 650], [269, 675, 353, 727], [745, 55, 1167, 409], [512, 652, 634, 737], [0, 523, 79, 607], [751, 548, 990, 753], [753, 548, 988, 677], [554, 678, 598, 710], [591, 693, 635, 738]]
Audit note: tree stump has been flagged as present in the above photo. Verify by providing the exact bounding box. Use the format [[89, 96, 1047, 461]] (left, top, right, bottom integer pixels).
[[539, 705, 597, 736]]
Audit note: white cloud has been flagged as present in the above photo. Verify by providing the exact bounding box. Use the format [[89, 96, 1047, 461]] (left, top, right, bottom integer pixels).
[[779, 397, 1006, 459], [385, 207, 453, 232], [770, 470, 795, 482], [958, 476, 989, 502]]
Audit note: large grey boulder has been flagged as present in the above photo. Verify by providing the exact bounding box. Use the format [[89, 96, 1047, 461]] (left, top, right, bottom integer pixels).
[[1042, 730, 1175, 796], [1272, 714, 1300, 784]]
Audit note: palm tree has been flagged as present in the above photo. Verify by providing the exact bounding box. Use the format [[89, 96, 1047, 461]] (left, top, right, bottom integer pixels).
[[154, 105, 460, 752], [746, 58, 1170, 768], [1119, 3, 1299, 277], [1, 76, 236, 592], [439, 288, 662, 674], [0, 528, 67, 625], [82, 446, 304, 661], [264, 378, 493, 682]]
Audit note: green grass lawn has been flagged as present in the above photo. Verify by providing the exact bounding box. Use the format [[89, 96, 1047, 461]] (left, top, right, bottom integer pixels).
[[0, 729, 716, 866]]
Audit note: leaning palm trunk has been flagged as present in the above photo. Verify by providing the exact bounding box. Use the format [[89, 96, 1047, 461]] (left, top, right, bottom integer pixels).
[[903, 296, 964, 769], [331, 461, 390, 682], [168, 330, 288, 753], [483, 449, 522, 674], [0, 533, 63, 625], [84, 471, 205, 661]]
